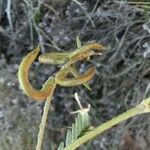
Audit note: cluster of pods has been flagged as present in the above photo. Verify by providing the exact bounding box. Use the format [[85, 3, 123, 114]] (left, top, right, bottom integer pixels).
[[18, 43, 106, 101]]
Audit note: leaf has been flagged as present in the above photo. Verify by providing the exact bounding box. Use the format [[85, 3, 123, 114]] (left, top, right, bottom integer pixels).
[[57, 142, 64, 150], [57, 112, 91, 150], [66, 130, 72, 145], [76, 36, 81, 48]]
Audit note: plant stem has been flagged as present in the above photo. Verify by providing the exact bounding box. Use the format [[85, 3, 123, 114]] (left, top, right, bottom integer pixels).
[[36, 84, 56, 150], [64, 97, 150, 150]]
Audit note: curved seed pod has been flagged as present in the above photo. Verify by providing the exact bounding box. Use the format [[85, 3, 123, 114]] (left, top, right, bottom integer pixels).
[[70, 64, 91, 91], [71, 43, 106, 58], [18, 46, 56, 101], [62, 43, 106, 69], [55, 66, 96, 87], [38, 52, 70, 64]]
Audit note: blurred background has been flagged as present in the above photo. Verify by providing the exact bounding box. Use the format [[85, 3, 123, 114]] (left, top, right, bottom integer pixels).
[[0, 0, 150, 149]]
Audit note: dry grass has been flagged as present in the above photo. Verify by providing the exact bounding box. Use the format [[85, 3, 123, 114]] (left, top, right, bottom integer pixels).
[[0, 0, 150, 149]]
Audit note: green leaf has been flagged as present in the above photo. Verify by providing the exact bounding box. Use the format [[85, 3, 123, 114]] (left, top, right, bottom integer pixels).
[[66, 130, 72, 145], [57, 142, 64, 150], [57, 112, 91, 149], [76, 36, 81, 48]]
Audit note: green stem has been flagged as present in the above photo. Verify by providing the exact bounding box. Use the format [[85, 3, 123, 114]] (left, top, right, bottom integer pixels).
[[64, 97, 150, 150], [36, 84, 56, 150]]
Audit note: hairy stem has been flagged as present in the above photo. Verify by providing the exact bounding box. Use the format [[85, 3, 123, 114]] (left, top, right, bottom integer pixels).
[[36, 84, 56, 150], [64, 97, 150, 150]]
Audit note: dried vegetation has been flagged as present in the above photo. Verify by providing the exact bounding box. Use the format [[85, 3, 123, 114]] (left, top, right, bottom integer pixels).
[[0, 0, 150, 149]]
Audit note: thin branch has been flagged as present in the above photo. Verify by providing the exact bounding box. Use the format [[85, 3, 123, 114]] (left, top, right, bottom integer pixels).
[[64, 97, 150, 150], [36, 83, 56, 150]]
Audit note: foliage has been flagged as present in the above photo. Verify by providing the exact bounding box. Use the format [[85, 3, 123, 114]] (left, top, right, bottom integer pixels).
[[57, 112, 91, 150]]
